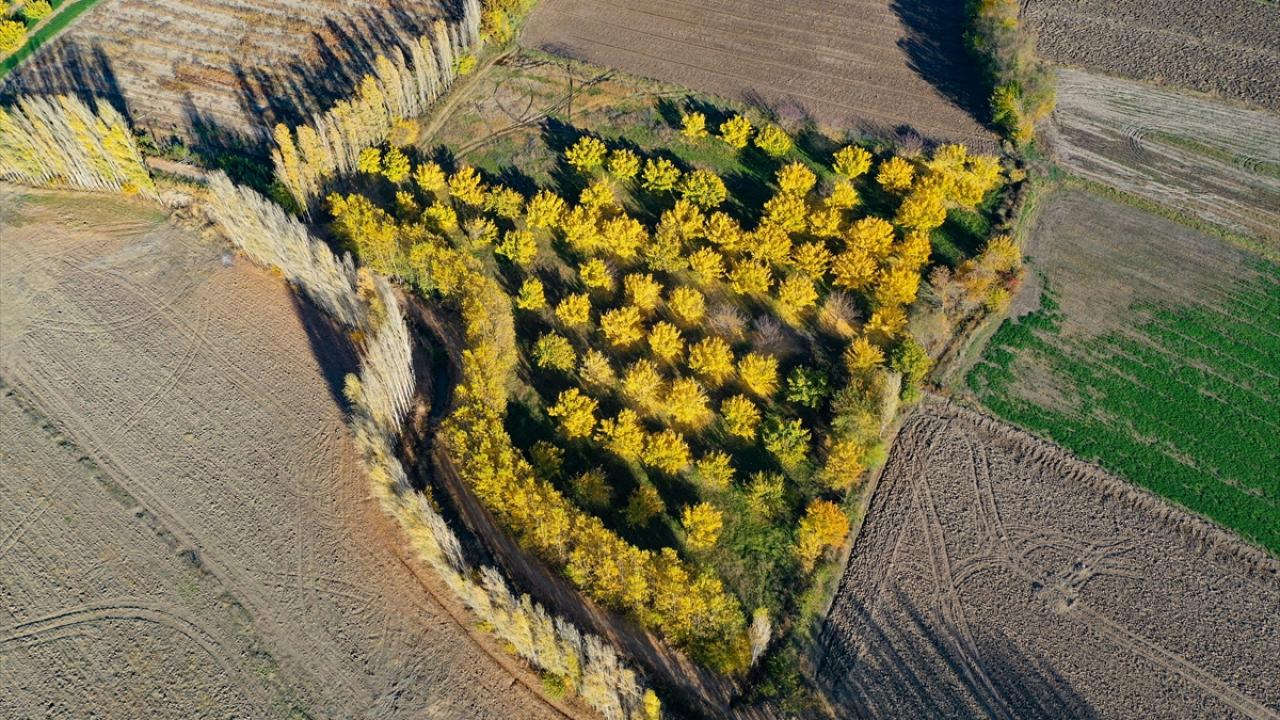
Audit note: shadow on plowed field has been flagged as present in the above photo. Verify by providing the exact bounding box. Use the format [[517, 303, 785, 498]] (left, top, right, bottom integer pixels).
[[889, 0, 989, 125]]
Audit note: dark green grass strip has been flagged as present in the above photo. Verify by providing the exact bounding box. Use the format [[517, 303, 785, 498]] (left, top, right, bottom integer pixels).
[[1, 0, 104, 79], [968, 263, 1280, 555]]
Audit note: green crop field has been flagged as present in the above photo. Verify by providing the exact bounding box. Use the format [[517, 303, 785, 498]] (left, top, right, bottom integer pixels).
[[968, 188, 1280, 554]]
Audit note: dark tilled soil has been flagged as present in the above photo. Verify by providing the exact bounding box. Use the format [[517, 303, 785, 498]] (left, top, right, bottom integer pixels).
[[1025, 0, 1280, 111], [520, 0, 997, 148], [815, 400, 1280, 720]]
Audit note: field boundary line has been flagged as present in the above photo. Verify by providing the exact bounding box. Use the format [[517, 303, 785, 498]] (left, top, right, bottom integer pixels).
[[922, 395, 1280, 582]]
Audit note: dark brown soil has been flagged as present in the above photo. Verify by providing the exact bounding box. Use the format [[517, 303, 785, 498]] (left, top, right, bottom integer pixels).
[[815, 400, 1280, 719], [1025, 0, 1280, 111], [520, 0, 997, 148]]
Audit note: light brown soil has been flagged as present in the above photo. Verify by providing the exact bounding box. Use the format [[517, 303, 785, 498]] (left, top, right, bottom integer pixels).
[[1024, 0, 1280, 111], [1, 0, 449, 142], [519, 0, 997, 148], [815, 400, 1280, 719], [0, 186, 568, 719], [1047, 69, 1280, 249]]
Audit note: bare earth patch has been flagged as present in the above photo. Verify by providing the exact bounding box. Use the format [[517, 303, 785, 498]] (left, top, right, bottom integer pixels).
[[0, 187, 565, 720], [815, 400, 1280, 719], [520, 0, 996, 148], [1047, 69, 1280, 248], [1024, 0, 1280, 111]]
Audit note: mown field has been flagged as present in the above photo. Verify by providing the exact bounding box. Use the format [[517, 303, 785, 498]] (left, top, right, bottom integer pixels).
[[1049, 68, 1280, 250], [967, 188, 1280, 555]]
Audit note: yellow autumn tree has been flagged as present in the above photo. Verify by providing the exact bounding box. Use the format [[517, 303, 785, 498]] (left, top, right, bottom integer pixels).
[[555, 292, 592, 328], [526, 189, 567, 229], [622, 359, 666, 415], [833, 145, 872, 178], [738, 352, 779, 398], [547, 388, 598, 439], [681, 111, 708, 140], [688, 337, 735, 387], [876, 156, 915, 192], [566, 136, 608, 173], [598, 409, 647, 461], [624, 273, 664, 314], [608, 148, 640, 180], [515, 277, 546, 311], [649, 321, 685, 363], [600, 305, 645, 348], [719, 115, 752, 149], [796, 500, 850, 570], [666, 377, 713, 430], [720, 394, 761, 440], [683, 502, 724, 551], [643, 429, 692, 474]]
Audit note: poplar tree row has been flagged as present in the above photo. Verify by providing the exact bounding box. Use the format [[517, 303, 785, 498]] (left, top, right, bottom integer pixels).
[[0, 94, 154, 196], [207, 172, 661, 720], [271, 0, 482, 206]]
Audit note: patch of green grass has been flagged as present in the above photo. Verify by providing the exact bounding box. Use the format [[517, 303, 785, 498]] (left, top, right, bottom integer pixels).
[[968, 268, 1280, 554], [1, 0, 104, 79]]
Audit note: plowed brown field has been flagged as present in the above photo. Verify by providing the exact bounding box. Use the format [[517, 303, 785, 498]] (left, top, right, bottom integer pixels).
[[816, 401, 1280, 719], [520, 0, 997, 148], [0, 187, 566, 720], [1025, 0, 1280, 111]]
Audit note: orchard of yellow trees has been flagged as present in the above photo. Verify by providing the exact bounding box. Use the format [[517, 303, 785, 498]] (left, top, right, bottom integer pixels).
[[324, 109, 1004, 674]]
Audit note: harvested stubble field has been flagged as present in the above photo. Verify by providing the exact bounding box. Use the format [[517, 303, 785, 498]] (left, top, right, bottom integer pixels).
[[1024, 0, 1280, 111], [968, 188, 1280, 555], [1, 0, 450, 141], [519, 0, 997, 149], [0, 187, 565, 719], [1048, 68, 1280, 249], [817, 401, 1280, 719]]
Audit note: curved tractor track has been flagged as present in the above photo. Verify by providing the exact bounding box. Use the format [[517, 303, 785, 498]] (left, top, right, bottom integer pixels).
[[816, 399, 1280, 720], [0, 187, 571, 720]]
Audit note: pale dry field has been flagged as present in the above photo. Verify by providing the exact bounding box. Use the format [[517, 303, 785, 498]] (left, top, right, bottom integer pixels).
[[1047, 69, 1280, 249], [816, 401, 1280, 719], [2, 0, 450, 141], [520, 0, 997, 148], [0, 187, 565, 719]]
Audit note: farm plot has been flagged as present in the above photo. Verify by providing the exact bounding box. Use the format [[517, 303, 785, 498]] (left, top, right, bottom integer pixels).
[[967, 188, 1280, 555], [0, 187, 565, 720], [519, 0, 997, 149], [1048, 68, 1280, 249], [1024, 0, 1280, 111], [1, 0, 451, 142], [817, 401, 1280, 719]]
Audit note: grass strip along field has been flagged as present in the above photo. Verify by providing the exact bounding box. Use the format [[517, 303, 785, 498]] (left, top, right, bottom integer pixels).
[[969, 267, 1280, 554], [0, 0, 102, 78]]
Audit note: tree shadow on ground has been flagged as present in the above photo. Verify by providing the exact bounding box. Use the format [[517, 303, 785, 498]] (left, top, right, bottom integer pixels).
[[813, 585, 1098, 719], [890, 0, 991, 126]]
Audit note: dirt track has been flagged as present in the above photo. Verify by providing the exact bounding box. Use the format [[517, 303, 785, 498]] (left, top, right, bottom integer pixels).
[[816, 400, 1280, 719], [0, 187, 566, 719], [1025, 0, 1280, 111], [520, 0, 997, 148]]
